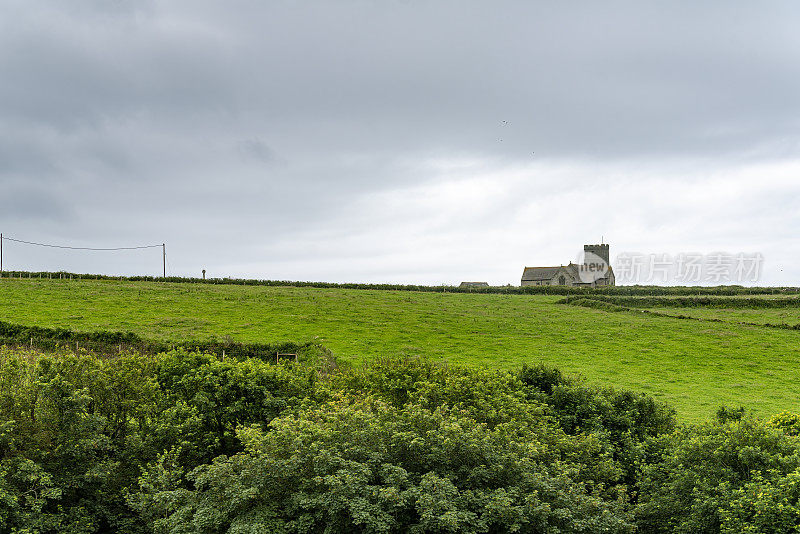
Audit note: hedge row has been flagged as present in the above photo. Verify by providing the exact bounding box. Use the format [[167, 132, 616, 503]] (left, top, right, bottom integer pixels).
[[555, 297, 631, 313], [559, 295, 800, 308], [1, 270, 796, 296], [0, 319, 325, 362], [559, 297, 800, 330]]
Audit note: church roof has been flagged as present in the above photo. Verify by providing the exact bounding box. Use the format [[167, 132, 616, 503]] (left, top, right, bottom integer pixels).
[[521, 266, 564, 281], [522, 263, 612, 282], [568, 264, 581, 277]]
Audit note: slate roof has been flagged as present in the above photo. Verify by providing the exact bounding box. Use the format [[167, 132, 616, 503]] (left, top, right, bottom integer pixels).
[[521, 266, 563, 281], [566, 263, 580, 278], [459, 282, 490, 288], [522, 263, 612, 283]]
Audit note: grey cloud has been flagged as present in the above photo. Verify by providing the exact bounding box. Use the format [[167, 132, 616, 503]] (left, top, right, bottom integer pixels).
[[238, 139, 278, 164], [5, 1, 799, 157], [0, 134, 59, 175], [0, 1, 798, 282], [0, 185, 73, 222]]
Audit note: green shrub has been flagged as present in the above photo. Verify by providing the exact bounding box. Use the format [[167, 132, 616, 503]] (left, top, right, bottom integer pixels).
[[132, 397, 635, 533], [153, 349, 319, 465], [769, 412, 800, 437], [716, 405, 746, 423], [636, 417, 800, 533], [1, 346, 797, 533]]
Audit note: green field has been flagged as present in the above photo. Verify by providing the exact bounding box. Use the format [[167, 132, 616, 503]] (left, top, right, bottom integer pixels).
[[2, 278, 800, 422]]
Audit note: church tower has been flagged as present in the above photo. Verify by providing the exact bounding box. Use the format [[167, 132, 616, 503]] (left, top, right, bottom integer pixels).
[[584, 243, 609, 264]]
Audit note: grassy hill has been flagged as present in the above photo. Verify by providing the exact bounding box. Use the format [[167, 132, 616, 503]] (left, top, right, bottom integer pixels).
[[1, 278, 799, 422]]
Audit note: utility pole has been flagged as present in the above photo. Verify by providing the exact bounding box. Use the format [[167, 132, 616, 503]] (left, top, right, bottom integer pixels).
[[1, 233, 3, 276], [162, 243, 166, 278]]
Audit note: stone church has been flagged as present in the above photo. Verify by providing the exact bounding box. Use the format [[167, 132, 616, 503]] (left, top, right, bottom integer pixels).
[[521, 244, 615, 287]]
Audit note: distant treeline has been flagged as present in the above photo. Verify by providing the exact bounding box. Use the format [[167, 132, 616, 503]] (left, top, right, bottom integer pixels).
[[0, 319, 327, 362], [1, 269, 796, 295]]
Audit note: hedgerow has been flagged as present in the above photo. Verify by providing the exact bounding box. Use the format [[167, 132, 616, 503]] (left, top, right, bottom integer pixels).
[[559, 296, 800, 332], [560, 295, 800, 309], [0, 319, 326, 362], [2, 270, 796, 295]]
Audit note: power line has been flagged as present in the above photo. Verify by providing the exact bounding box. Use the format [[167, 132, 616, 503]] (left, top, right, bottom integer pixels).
[[3, 236, 162, 251], [0, 234, 166, 278]]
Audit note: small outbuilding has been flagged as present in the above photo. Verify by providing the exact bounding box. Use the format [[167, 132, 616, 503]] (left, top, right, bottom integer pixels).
[[459, 281, 490, 289]]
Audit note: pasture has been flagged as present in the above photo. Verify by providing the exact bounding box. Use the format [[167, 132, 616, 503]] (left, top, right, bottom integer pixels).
[[1, 278, 799, 421]]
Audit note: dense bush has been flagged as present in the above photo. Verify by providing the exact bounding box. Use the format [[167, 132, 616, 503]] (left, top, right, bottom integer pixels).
[[770, 412, 800, 437], [1, 347, 799, 533], [132, 398, 633, 533], [520, 363, 676, 490], [636, 416, 800, 533], [0, 348, 320, 532]]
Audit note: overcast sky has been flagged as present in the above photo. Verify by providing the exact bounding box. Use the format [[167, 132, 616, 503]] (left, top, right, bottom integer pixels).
[[1, 1, 798, 285]]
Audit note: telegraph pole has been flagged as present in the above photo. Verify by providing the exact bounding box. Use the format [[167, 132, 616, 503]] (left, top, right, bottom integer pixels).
[[162, 243, 166, 278], [1, 233, 3, 276]]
